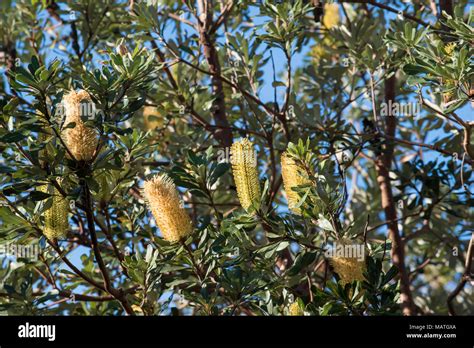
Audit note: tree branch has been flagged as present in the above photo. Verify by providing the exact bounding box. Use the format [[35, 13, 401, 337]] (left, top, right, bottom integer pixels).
[[196, 0, 233, 147], [447, 232, 473, 315], [373, 75, 416, 315]]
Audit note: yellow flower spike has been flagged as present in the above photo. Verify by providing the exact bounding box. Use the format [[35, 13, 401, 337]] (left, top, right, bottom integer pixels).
[[288, 301, 304, 316], [311, 44, 327, 60], [322, 3, 340, 29], [143, 173, 193, 243], [444, 42, 456, 56], [281, 152, 311, 215], [311, 37, 336, 61], [230, 138, 261, 213], [61, 90, 99, 161], [329, 238, 366, 287], [39, 179, 69, 240]]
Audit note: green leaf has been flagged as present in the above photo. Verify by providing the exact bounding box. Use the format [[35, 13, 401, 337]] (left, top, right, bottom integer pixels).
[[1, 132, 26, 143], [29, 190, 51, 201]]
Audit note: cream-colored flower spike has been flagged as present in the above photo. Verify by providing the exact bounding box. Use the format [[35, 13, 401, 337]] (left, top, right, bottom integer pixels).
[[230, 138, 261, 213], [39, 180, 69, 240], [323, 3, 340, 29], [281, 152, 311, 215], [329, 238, 366, 286], [288, 302, 304, 316], [143, 174, 193, 243], [61, 90, 98, 161], [142, 106, 164, 130]]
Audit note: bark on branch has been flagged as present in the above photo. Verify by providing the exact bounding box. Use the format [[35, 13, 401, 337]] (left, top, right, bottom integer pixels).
[[197, 0, 233, 147], [447, 232, 473, 315], [374, 75, 416, 315]]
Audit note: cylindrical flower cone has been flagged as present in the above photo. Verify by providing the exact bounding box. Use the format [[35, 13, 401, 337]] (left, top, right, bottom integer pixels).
[[39, 180, 69, 240], [323, 3, 340, 29], [281, 152, 311, 215], [230, 138, 261, 213], [143, 173, 193, 243], [288, 301, 304, 316], [329, 238, 366, 286], [61, 90, 98, 161]]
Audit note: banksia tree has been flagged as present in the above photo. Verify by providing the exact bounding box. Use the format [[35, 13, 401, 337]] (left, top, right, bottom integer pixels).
[[230, 138, 261, 213], [61, 90, 98, 162], [1, 0, 473, 319], [38, 180, 69, 240], [143, 174, 193, 243]]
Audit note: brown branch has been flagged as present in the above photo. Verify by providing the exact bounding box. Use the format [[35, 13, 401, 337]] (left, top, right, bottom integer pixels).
[[46, 0, 63, 23], [159, 38, 282, 126], [373, 75, 416, 315], [149, 38, 218, 137], [3, 38, 17, 73], [419, 93, 474, 167], [447, 232, 473, 315], [48, 240, 107, 292], [196, 0, 233, 147], [462, 126, 474, 161], [0, 291, 114, 302], [381, 133, 473, 165], [103, 208, 129, 277], [343, 1, 431, 28], [209, 0, 235, 35], [181, 240, 205, 281], [160, 11, 196, 28], [438, 0, 454, 37], [82, 180, 134, 315], [56, 290, 114, 302]]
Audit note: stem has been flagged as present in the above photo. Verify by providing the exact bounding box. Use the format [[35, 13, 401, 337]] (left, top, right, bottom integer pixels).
[[82, 179, 135, 315], [181, 240, 205, 281], [447, 232, 473, 315], [374, 75, 416, 315]]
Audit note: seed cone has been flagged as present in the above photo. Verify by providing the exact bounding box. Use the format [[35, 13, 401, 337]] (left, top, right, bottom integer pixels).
[[329, 238, 366, 286], [143, 174, 193, 243], [230, 138, 261, 213], [61, 90, 98, 161], [323, 3, 339, 29], [39, 180, 69, 240], [288, 302, 304, 316], [281, 152, 311, 215]]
